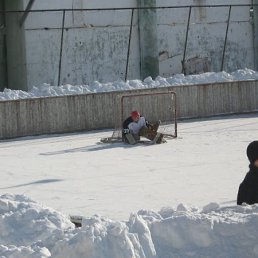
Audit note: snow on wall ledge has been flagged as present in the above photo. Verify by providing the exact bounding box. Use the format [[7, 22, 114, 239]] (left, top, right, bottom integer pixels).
[[1, 68, 258, 100], [1, 194, 258, 258]]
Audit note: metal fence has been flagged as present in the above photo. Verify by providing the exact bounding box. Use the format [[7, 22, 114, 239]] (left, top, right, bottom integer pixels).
[[1, 3, 256, 88]]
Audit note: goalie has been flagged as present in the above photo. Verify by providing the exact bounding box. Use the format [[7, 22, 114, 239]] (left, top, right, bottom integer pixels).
[[122, 111, 164, 144]]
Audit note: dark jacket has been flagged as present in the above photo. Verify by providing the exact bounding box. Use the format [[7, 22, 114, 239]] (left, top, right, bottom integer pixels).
[[237, 164, 258, 205], [123, 116, 133, 130], [122, 116, 134, 143]]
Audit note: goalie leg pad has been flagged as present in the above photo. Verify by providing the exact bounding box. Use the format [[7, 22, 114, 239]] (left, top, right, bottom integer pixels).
[[149, 120, 161, 132], [125, 133, 137, 144], [153, 133, 164, 144], [139, 127, 157, 141]]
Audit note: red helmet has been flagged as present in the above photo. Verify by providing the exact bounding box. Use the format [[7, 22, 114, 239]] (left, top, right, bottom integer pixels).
[[131, 111, 140, 120]]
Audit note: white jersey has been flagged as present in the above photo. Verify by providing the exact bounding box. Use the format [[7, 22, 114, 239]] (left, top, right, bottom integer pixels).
[[128, 116, 147, 134]]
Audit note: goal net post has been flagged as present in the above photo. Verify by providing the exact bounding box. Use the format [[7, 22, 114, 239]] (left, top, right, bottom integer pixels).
[[112, 91, 177, 139]]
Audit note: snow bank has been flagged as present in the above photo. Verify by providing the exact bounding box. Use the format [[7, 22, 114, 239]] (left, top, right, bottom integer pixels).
[[0, 194, 74, 258], [1, 68, 258, 100], [1, 194, 258, 258]]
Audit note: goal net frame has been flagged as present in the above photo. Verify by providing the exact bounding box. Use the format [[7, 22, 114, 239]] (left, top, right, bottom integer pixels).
[[112, 91, 177, 139]]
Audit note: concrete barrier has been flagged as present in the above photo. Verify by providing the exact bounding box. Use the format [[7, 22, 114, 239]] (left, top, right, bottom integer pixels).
[[0, 80, 258, 139]]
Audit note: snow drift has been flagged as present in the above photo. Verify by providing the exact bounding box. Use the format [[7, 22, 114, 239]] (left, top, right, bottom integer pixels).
[[1, 68, 258, 100], [1, 194, 258, 258]]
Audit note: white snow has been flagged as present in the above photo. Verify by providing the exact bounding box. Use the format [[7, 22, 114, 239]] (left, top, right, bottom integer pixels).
[[0, 68, 258, 100], [1, 69, 258, 257]]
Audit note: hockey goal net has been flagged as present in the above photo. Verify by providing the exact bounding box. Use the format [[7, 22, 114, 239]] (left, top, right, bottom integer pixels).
[[110, 91, 177, 141]]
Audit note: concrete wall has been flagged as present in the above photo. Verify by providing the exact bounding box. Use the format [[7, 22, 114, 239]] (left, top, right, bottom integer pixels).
[[157, 2, 254, 76], [20, 0, 254, 89], [23, 0, 139, 88], [0, 80, 258, 139]]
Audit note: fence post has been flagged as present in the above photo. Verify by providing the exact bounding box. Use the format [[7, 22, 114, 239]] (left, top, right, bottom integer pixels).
[[181, 6, 192, 74], [137, 0, 159, 80], [4, 0, 28, 91], [58, 9, 66, 86], [125, 8, 134, 81], [19, 0, 35, 27], [221, 5, 231, 71], [253, 1, 258, 70]]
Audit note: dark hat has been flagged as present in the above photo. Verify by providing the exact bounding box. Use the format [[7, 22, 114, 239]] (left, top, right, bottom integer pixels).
[[247, 141, 258, 163]]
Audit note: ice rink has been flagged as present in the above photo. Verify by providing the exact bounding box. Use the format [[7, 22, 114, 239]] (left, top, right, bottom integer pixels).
[[0, 113, 257, 221]]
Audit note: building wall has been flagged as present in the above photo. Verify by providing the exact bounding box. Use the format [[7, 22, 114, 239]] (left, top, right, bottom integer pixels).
[[157, 2, 254, 76], [12, 0, 256, 89]]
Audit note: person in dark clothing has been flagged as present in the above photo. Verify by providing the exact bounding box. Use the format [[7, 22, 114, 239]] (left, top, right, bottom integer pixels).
[[237, 141, 258, 205], [122, 111, 163, 144]]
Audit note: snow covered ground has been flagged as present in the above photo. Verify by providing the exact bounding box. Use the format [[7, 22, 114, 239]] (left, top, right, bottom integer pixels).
[[1, 68, 258, 257], [1, 113, 258, 257]]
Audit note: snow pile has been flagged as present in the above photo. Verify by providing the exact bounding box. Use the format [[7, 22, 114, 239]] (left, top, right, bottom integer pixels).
[[1, 68, 258, 100], [1, 194, 258, 258], [0, 194, 74, 258]]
